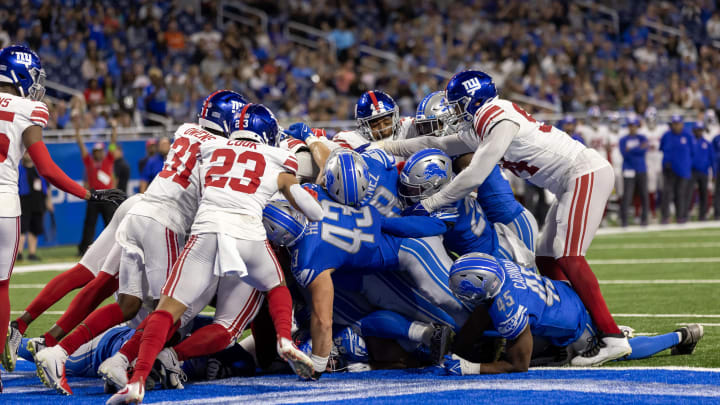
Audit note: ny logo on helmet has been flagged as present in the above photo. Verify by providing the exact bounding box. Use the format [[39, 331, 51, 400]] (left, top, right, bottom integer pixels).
[[462, 77, 482, 95], [372, 101, 386, 114], [14, 52, 33, 68], [230, 100, 243, 112]]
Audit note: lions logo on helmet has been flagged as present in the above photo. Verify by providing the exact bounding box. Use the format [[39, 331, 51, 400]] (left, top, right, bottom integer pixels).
[[0, 45, 46, 101], [398, 148, 453, 207], [449, 253, 506, 308]]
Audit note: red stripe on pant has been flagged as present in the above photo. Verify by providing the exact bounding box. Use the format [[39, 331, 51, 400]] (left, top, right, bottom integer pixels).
[[163, 235, 197, 298], [565, 175, 590, 256], [577, 172, 595, 256], [265, 241, 284, 283], [229, 289, 263, 337], [563, 178, 581, 256]]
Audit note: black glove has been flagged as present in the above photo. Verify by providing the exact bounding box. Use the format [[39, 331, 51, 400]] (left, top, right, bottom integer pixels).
[[88, 188, 127, 206]]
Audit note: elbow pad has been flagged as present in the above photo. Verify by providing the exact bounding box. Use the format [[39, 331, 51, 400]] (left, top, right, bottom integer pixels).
[[290, 183, 324, 221]]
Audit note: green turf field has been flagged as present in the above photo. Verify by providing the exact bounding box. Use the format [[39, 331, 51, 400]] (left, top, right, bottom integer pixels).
[[8, 228, 720, 368]]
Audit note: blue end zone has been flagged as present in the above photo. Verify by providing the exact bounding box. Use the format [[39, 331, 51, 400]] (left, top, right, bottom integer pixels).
[[3, 360, 719, 404]]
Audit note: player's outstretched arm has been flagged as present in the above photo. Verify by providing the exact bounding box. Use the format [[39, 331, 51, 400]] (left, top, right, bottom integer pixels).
[[278, 172, 324, 221], [480, 325, 533, 374], [380, 215, 448, 238], [422, 121, 517, 211], [380, 133, 473, 158], [23, 125, 90, 200], [307, 270, 334, 377]]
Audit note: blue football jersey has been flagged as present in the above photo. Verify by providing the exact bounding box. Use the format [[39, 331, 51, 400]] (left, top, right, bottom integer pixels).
[[291, 184, 402, 288], [487, 259, 588, 347], [360, 149, 403, 217], [443, 196, 499, 257], [476, 165, 524, 224]]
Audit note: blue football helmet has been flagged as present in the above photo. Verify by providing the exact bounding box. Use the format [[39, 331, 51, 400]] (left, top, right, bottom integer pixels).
[[415, 91, 451, 137], [449, 253, 505, 308], [355, 90, 399, 141], [398, 148, 453, 207], [262, 199, 308, 247], [0, 45, 46, 101], [444, 70, 497, 133], [230, 103, 280, 146], [198, 90, 248, 136], [324, 149, 370, 207]]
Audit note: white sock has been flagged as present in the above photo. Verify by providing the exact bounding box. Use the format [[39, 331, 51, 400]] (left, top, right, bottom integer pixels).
[[676, 331, 683, 344], [408, 321, 433, 345]]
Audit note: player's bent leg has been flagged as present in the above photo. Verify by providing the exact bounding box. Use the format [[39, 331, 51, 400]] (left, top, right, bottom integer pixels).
[[507, 207, 539, 254]]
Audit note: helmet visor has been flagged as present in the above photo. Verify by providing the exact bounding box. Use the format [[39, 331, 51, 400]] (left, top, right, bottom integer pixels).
[[398, 181, 425, 207], [415, 117, 444, 137]]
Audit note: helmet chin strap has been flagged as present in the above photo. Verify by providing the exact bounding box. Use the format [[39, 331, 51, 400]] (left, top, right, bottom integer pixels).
[[9, 70, 25, 98]]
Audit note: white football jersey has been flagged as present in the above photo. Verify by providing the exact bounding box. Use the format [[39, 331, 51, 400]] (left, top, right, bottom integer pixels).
[[461, 97, 599, 195], [278, 137, 317, 183], [192, 137, 298, 240], [0, 92, 49, 216], [128, 123, 211, 234]]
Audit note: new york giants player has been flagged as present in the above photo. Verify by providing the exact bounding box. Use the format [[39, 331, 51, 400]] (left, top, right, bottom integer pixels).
[[379, 70, 630, 365], [412, 91, 538, 254], [34, 91, 248, 395], [0, 45, 124, 389], [108, 104, 323, 403], [443, 253, 704, 374]]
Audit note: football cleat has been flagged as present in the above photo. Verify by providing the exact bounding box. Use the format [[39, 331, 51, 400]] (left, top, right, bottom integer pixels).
[[2, 322, 22, 371], [277, 337, 314, 379], [26, 337, 48, 386], [570, 333, 632, 366], [107, 380, 145, 404], [429, 324, 454, 365], [155, 348, 186, 389], [35, 345, 72, 395], [672, 324, 704, 355], [98, 352, 130, 392]]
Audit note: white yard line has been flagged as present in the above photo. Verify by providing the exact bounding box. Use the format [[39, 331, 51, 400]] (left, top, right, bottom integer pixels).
[[676, 323, 720, 327], [589, 257, 720, 265], [613, 313, 720, 318], [596, 221, 720, 235], [12, 262, 75, 273], [599, 279, 720, 284], [591, 242, 720, 249]]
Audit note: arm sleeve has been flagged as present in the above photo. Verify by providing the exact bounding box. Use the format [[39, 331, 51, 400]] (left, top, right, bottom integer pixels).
[[27, 141, 87, 199], [381, 215, 448, 238], [289, 183, 323, 221], [422, 121, 518, 211], [381, 133, 475, 158]]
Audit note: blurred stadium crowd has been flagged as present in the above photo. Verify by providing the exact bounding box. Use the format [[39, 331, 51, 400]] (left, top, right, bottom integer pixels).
[[0, 0, 719, 223]]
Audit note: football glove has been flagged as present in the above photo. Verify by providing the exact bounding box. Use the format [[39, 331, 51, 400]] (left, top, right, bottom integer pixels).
[[89, 188, 127, 206], [284, 122, 314, 142]]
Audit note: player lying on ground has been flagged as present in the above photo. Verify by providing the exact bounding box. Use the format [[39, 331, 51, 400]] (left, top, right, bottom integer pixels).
[[0, 45, 125, 391], [441, 253, 704, 374]]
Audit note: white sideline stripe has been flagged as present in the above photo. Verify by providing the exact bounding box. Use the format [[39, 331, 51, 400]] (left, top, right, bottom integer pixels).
[[151, 375, 720, 404], [613, 313, 720, 318], [596, 221, 720, 235], [12, 262, 75, 273], [589, 257, 720, 265], [591, 242, 720, 249], [599, 279, 720, 284], [677, 323, 720, 327], [12, 284, 47, 288]]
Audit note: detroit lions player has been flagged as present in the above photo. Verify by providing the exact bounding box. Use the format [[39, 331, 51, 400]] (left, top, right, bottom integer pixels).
[[380, 70, 630, 365], [443, 253, 704, 374], [399, 149, 535, 268]]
